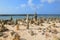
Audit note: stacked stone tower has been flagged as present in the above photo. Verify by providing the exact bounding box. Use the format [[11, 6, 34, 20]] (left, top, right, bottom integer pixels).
[[26, 14, 29, 29], [34, 12, 37, 21]]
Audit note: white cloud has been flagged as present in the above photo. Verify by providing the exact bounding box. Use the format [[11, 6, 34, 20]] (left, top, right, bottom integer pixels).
[[20, 4, 26, 8], [28, 0, 36, 6], [47, 0, 55, 3], [41, 0, 55, 4], [41, 0, 46, 3], [27, 0, 35, 10], [28, 0, 32, 5], [19, 0, 44, 12], [27, 0, 44, 9]]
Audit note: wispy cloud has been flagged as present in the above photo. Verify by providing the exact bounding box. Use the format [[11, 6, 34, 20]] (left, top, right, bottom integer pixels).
[[17, 0, 56, 13], [28, 0, 32, 5], [20, 4, 26, 8], [27, 0, 35, 8], [47, 0, 55, 3], [41, 0, 55, 4], [17, 0, 44, 13], [28, 0, 43, 9]]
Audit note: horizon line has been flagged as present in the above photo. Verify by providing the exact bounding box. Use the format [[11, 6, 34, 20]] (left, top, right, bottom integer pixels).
[[0, 14, 60, 16]]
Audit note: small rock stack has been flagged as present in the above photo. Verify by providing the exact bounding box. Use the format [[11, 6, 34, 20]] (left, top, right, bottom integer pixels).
[[13, 34, 20, 40]]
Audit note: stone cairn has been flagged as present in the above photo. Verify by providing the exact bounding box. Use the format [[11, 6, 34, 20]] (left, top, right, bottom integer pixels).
[[33, 12, 38, 25], [26, 14, 29, 29], [34, 12, 37, 21], [13, 34, 20, 40], [16, 24, 19, 30]]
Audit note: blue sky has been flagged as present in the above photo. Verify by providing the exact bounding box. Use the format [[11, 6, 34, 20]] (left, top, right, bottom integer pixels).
[[0, 0, 60, 14]]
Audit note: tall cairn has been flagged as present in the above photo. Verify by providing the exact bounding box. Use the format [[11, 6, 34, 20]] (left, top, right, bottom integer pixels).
[[10, 16, 13, 21], [34, 12, 37, 21], [26, 14, 29, 29], [16, 19, 18, 25], [10, 16, 13, 25]]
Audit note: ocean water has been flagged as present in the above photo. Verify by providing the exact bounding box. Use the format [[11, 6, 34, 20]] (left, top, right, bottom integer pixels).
[[0, 16, 26, 20], [0, 14, 60, 20]]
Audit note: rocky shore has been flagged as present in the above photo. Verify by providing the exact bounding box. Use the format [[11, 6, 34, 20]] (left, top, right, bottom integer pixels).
[[0, 14, 60, 40]]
